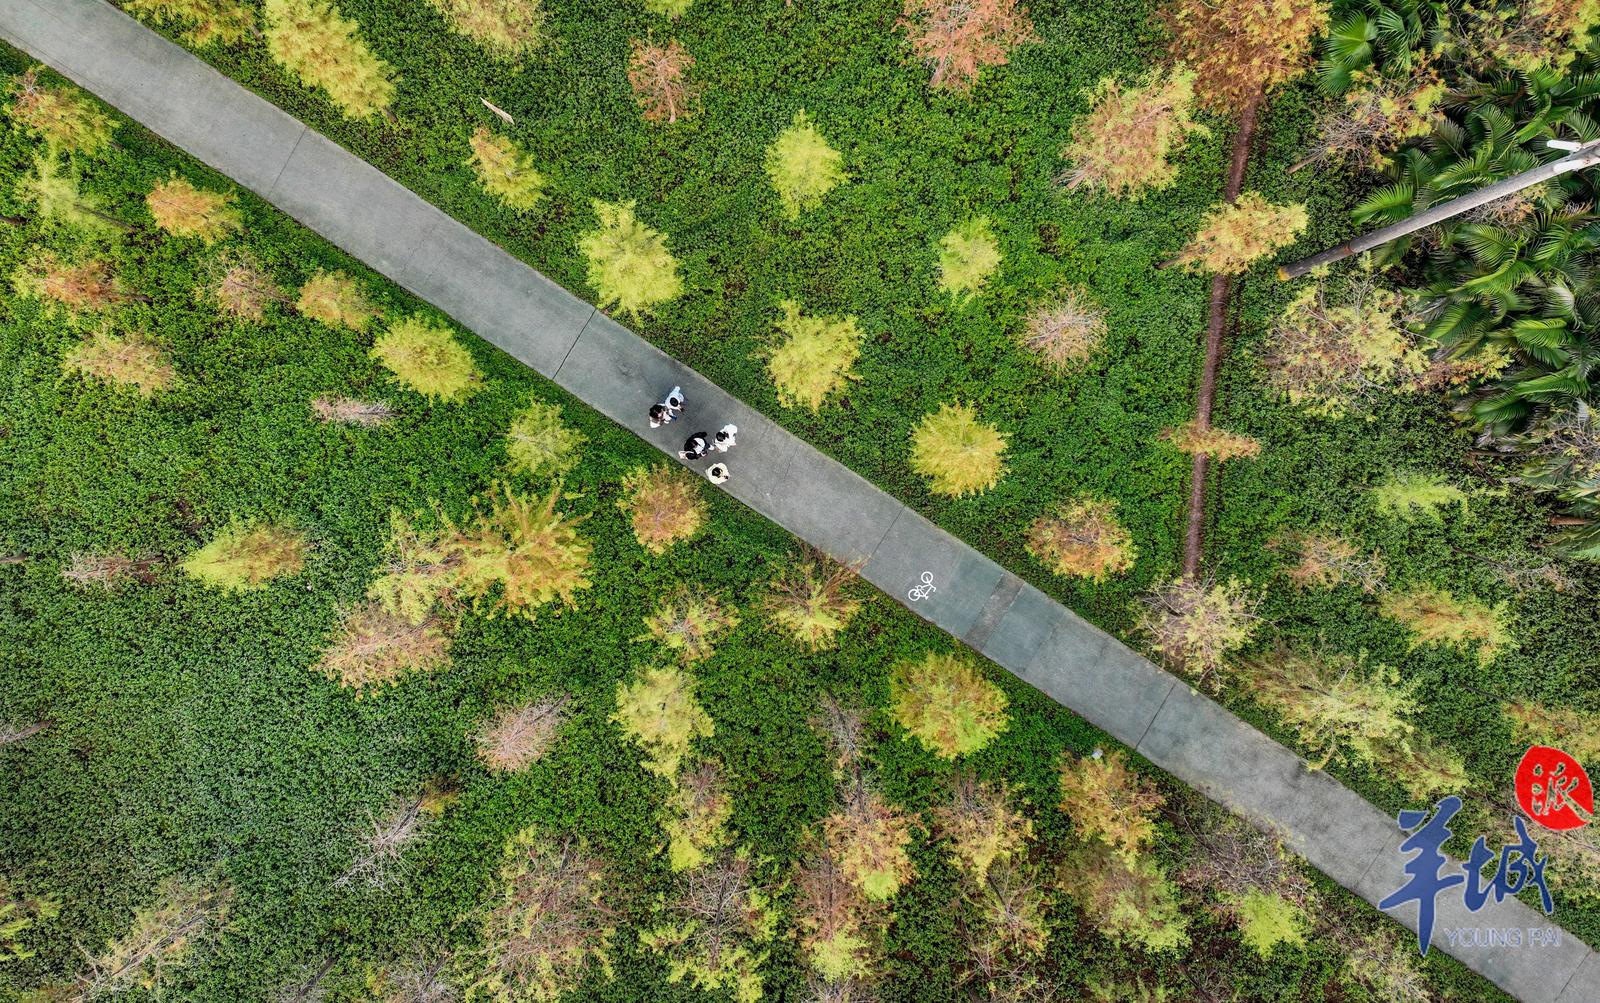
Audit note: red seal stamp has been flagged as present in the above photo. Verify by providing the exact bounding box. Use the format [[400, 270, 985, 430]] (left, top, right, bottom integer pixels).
[[1515, 745, 1594, 832]]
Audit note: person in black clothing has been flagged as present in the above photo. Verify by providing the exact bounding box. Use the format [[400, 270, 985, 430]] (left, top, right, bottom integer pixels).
[[679, 432, 710, 461]]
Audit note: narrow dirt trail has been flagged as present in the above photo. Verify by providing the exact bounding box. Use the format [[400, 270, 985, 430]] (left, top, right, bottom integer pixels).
[[1182, 90, 1263, 581]]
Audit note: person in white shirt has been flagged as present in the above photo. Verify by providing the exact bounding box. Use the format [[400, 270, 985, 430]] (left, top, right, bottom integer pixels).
[[712, 423, 737, 452], [706, 462, 730, 484], [649, 386, 685, 428]]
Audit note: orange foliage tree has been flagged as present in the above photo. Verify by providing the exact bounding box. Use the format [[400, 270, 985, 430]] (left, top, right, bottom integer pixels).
[[899, 0, 1034, 91], [1164, 0, 1327, 113]]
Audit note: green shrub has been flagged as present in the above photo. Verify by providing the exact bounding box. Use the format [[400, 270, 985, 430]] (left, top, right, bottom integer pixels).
[[642, 0, 691, 15], [613, 665, 713, 779], [468, 127, 547, 211], [909, 402, 1007, 496], [888, 651, 1009, 758], [263, 0, 395, 119], [937, 217, 1001, 302], [370, 316, 484, 402], [505, 400, 584, 479], [764, 110, 845, 219], [579, 200, 682, 318], [181, 522, 308, 591], [764, 299, 862, 411]]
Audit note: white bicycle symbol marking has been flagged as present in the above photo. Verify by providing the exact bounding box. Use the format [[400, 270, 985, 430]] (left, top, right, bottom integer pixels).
[[907, 571, 937, 602]]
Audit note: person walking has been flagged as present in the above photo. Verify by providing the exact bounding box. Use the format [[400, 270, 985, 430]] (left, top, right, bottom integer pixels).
[[679, 431, 710, 461], [706, 462, 730, 484], [649, 385, 685, 428], [712, 423, 738, 453]]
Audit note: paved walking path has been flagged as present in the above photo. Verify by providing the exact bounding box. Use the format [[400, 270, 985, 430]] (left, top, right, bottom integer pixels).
[[4, 3, 1596, 999]]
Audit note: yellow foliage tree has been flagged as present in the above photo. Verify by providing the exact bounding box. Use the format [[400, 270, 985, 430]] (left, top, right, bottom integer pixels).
[[264, 0, 396, 119], [125, 0, 256, 46], [370, 316, 484, 402], [613, 664, 714, 779], [1165, 0, 1327, 112], [618, 465, 707, 554], [1018, 286, 1107, 372], [64, 329, 176, 396], [146, 177, 240, 244], [579, 200, 683, 318], [1169, 193, 1307, 274], [889, 652, 1009, 758], [909, 402, 1007, 496], [181, 522, 307, 591], [6, 68, 115, 156], [428, 0, 547, 58], [1025, 496, 1136, 582], [1380, 586, 1512, 666], [1058, 749, 1164, 864], [296, 270, 378, 330], [1061, 70, 1206, 198], [937, 217, 1001, 302], [764, 110, 846, 219], [764, 299, 862, 411], [468, 127, 547, 211]]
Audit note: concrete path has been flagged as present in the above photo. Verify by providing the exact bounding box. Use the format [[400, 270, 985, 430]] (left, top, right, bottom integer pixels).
[[3, 2, 1595, 999]]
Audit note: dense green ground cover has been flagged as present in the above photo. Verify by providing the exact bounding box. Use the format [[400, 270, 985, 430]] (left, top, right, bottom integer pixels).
[[106, 0, 1600, 944], [0, 51, 1515, 1002]]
